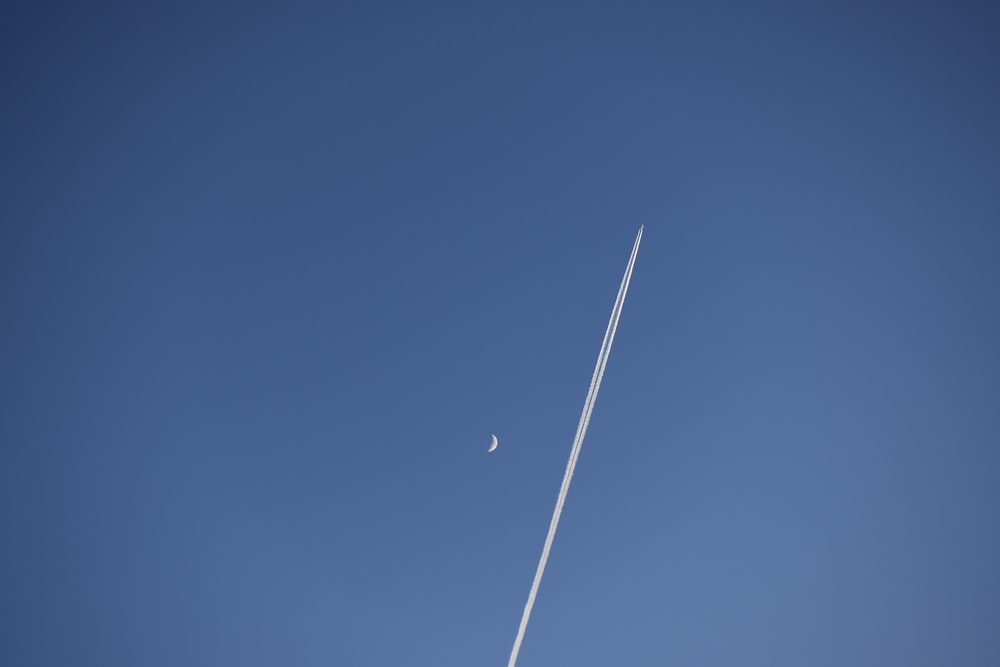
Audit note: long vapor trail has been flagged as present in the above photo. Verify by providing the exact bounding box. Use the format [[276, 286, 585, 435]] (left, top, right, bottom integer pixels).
[[507, 225, 644, 667]]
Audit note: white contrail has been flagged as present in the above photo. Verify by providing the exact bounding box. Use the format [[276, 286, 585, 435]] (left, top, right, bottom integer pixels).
[[507, 225, 643, 667]]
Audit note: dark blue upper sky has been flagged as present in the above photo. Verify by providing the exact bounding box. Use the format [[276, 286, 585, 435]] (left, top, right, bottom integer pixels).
[[2, 2, 999, 665]]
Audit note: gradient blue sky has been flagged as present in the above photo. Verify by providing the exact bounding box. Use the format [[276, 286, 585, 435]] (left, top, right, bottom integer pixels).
[[2, 2, 999, 665]]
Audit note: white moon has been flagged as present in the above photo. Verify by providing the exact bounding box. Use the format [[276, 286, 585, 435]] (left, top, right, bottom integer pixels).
[[487, 434, 498, 453]]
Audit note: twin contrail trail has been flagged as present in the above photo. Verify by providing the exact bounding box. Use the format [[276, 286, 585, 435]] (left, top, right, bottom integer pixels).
[[507, 225, 644, 667]]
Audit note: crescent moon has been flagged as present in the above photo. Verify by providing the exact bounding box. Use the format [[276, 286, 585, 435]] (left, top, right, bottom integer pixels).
[[487, 434, 498, 453]]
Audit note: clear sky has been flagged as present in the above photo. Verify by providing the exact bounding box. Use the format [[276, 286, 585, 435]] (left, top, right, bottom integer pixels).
[[2, 2, 998, 665]]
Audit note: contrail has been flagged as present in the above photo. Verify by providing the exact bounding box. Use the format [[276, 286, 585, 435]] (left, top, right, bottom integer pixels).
[[507, 225, 644, 667]]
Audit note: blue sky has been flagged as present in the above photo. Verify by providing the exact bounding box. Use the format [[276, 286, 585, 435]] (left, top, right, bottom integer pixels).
[[2, 2, 999, 665]]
